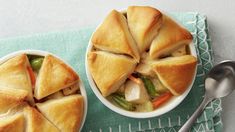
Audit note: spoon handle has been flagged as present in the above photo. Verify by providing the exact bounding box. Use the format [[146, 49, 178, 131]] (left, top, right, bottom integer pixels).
[[179, 94, 213, 132]]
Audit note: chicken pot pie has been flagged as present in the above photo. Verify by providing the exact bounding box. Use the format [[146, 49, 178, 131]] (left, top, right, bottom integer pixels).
[[0, 53, 85, 131], [88, 6, 197, 112]]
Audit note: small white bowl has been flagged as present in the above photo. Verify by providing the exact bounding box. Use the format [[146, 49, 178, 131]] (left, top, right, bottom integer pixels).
[[85, 28, 197, 118], [0, 50, 88, 130]]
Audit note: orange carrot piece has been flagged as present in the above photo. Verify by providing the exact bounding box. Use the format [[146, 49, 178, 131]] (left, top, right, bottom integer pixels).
[[152, 92, 173, 109], [27, 66, 36, 87], [128, 75, 142, 85]]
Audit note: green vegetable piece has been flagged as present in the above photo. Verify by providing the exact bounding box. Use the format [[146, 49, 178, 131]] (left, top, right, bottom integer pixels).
[[153, 78, 169, 94], [30, 58, 44, 71], [112, 94, 135, 111], [136, 101, 153, 112], [140, 76, 159, 97]]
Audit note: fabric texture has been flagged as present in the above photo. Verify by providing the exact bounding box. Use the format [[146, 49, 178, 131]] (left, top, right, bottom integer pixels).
[[0, 13, 222, 132]]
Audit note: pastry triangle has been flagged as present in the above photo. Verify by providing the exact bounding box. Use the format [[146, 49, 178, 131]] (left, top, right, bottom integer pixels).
[[0, 87, 28, 114], [127, 6, 163, 53], [151, 55, 197, 95], [36, 95, 84, 132], [149, 15, 193, 59], [0, 113, 25, 132], [23, 106, 60, 132], [87, 51, 137, 96], [0, 54, 34, 104], [91, 10, 140, 61], [34, 55, 79, 99]]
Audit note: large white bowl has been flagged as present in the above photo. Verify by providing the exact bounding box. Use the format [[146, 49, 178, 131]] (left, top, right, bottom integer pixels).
[[0, 50, 88, 131], [85, 24, 198, 118]]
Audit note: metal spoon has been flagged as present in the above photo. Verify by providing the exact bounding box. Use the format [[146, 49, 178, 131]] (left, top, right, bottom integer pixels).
[[179, 60, 235, 132]]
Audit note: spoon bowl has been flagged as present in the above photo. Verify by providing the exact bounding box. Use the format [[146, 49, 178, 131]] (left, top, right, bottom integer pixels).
[[206, 61, 235, 98], [179, 60, 235, 132]]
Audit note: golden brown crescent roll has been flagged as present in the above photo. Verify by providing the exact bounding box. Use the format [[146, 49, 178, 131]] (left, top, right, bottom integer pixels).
[[87, 51, 137, 96], [127, 6, 163, 53], [34, 55, 79, 100], [36, 95, 84, 132], [0, 87, 28, 115], [149, 15, 193, 59], [23, 106, 60, 132], [91, 10, 140, 62], [0, 113, 25, 132], [0, 54, 34, 104], [151, 55, 197, 95]]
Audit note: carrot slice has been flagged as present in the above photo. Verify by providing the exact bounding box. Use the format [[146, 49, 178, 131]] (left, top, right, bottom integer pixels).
[[27, 66, 36, 87], [152, 92, 173, 109], [128, 75, 142, 85]]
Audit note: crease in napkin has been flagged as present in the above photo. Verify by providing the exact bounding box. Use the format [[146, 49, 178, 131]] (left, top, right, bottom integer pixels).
[[0, 12, 222, 132]]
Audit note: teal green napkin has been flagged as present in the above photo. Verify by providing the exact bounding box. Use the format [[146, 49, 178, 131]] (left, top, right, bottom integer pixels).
[[0, 13, 222, 132]]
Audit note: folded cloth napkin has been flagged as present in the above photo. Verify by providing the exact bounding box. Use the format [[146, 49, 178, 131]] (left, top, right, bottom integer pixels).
[[0, 12, 222, 132]]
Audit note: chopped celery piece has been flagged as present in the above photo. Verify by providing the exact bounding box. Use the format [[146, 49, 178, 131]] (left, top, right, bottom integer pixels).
[[152, 78, 169, 94], [136, 101, 153, 112]]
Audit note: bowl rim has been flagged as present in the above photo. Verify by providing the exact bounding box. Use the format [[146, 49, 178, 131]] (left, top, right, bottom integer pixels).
[[85, 18, 198, 118], [0, 50, 88, 130]]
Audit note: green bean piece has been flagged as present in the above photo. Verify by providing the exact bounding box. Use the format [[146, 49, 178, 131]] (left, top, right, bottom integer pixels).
[[140, 76, 159, 98], [112, 94, 135, 111], [30, 58, 44, 71]]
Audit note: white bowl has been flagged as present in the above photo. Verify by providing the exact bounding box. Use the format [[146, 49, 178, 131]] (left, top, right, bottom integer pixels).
[[85, 26, 198, 118], [0, 50, 88, 131]]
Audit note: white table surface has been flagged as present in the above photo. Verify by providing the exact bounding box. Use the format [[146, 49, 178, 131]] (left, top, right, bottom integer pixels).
[[0, 0, 234, 131]]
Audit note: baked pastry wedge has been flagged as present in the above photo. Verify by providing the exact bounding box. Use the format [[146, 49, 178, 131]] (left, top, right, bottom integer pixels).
[[149, 15, 193, 59], [91, 10, 140, 62], [87, 51, 137, 96], [127, 6, 163, 53], [0, 113, 25, 132], [0, 87, 28, 115], [0, 54, 34, 104], [36, 95, 84, 132], [34, 55, 79, 99], [151, 55, 197, 95], [23, 106, 60, 132]]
